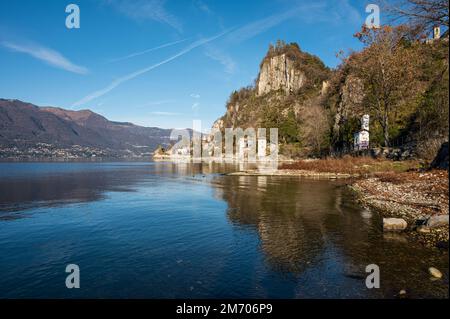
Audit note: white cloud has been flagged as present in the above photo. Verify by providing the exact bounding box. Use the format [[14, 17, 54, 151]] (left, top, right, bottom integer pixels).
[[105, 0, 183, 33], [195, 0, 213, 15], [190, 93, 200, 99], [226, 2, 358, 43], [226, 6, 306, 43], [73, 29, 231, 107], [204, 45, 236, 74], [1, 41, 88, 75], [331, 0, 362, 26]]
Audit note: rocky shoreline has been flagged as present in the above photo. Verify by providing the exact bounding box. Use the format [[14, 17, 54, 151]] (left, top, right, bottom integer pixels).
[[350, 170, 449, 248], [227, 169, 357, 179], [228, 165, 449, 250]]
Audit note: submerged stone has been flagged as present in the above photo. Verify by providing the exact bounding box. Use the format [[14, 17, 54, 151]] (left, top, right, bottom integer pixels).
[[428, 267, 443, 279], [383, 218, 407, 231]]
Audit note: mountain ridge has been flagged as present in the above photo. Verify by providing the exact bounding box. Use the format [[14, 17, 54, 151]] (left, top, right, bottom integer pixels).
[[0, 99, 173, 159]]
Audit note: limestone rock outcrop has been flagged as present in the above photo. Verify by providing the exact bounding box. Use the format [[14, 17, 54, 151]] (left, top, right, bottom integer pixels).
[[332, 75, 365, 139], [257, 54, 305, 96]]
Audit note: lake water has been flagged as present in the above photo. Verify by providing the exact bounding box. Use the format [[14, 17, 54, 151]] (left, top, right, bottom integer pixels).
[[0, 162, 448, 298]]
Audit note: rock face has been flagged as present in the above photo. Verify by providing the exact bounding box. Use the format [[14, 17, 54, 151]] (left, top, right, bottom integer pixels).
[[208, 41, 330, 159], [332, 75, 365, 146], [257, 54, 305, 96], [383, 218, 408, 231], [211, 119, 224, 132], [431, 142, 449, 170]]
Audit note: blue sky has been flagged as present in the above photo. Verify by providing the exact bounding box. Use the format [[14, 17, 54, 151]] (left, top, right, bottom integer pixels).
[[0, 0, 371, 129]]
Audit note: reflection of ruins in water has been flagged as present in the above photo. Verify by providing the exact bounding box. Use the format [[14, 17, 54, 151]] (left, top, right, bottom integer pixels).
[[1, 161, 447, 297]]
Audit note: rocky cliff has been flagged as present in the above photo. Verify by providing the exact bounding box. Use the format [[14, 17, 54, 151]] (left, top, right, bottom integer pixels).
[[210, 33, 449, 160], [211, 41, 331, 158], [257, 53, 306, 96]]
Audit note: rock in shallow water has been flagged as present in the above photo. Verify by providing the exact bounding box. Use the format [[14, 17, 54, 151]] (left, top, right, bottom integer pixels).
[[383, 218, 407, 231], [416, 225, 431, 234], [428, 267, 443, 279]]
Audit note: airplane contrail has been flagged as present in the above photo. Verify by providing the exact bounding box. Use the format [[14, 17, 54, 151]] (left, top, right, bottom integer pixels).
[[72, 30, 232, 108], [107, 38, 190, 63]]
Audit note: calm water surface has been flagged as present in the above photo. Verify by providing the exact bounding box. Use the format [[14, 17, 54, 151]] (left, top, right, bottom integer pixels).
[[0, 162, 448, 298]]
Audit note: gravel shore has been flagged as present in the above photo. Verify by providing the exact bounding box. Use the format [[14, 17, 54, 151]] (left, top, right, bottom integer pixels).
[[227, 169, 356, 179], [350, 170, 449, 248], [229, 165, 449, 249]]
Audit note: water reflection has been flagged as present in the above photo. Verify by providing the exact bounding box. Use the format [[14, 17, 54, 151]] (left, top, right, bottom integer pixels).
[[211, 174, 448, 298], [213, 175, 357, 273], [0, 161, 247, 217], [0, 162, 448, 298], [0, 164, 150, 217]]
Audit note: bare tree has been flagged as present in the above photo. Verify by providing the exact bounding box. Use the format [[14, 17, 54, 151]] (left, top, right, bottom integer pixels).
[[350, 26, 421, 147], [383, 0, 449, 32], [300, 104, 329, 156]]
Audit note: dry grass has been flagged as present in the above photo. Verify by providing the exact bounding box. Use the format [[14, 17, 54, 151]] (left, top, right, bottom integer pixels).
[[280, 155, 419, 175], [375, 171, 406, 184], [377, 170, 449, 196]]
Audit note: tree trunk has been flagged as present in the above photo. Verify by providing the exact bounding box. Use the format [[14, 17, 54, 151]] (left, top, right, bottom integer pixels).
[[383, 117, 390, 147]]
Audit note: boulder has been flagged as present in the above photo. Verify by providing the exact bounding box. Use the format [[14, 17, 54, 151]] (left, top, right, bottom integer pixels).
[[416, 225, 431, 234], [426, 215, 449, 228], [428, 267, 443, 279], [383, 218, 407, 231], [430, 142, 449, 170], [371, 148, 382, 158], [372, 146, 415, 160]]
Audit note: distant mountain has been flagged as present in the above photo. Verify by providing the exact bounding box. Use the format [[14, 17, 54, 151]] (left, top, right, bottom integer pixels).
[[0, 99, 173, 158]]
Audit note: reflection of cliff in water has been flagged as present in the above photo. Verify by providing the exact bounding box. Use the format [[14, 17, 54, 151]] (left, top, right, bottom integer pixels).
[[212, 175, 378, 274], [212, 175, 449, 298]]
